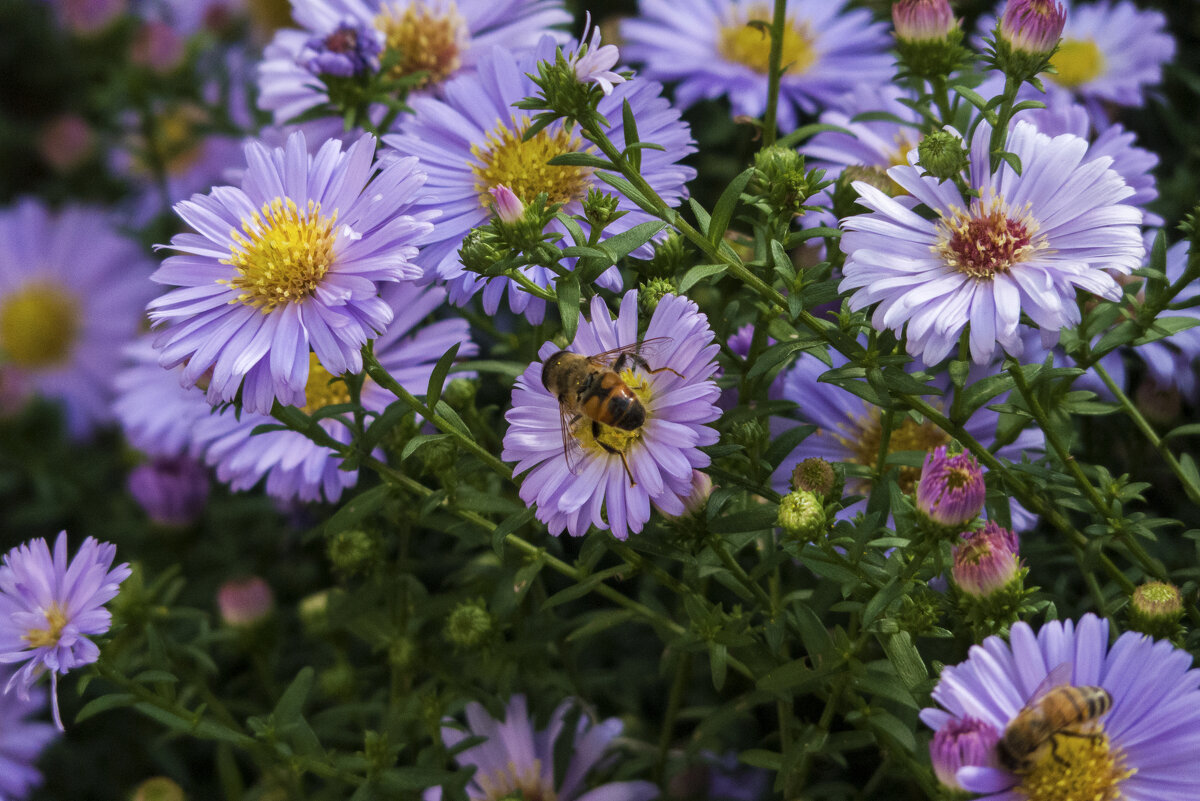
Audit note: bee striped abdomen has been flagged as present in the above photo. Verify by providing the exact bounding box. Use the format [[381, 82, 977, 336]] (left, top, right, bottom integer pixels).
[[580, 374, 645, 430]]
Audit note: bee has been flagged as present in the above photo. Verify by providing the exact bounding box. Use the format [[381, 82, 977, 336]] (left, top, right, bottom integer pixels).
[[997, 662, 1112, 773], [540, 337, 681, 486]]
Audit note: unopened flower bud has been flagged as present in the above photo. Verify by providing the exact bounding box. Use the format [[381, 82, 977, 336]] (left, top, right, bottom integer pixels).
[[38, 114, 94, 172], [444, 600, 492, 648], [489, 185, 525, 224], [218, 576, 274, 627], [893, 0, 957, 43], [778, 490, 826, 543], [389, 636, 416, 669], [681, 469, 714, 516], [301, 21, 382, 78], [639, 278, 677, 313], [930, 717, 1001, 790], [443, 377, 477, 410], [582, 188, 621, 229], [916, 446, 985, 529], [1128, 581, 1185, 643], [132, 777, 186, 801], [751, 146, 820, 217], [458, 228, 506, 274], [791, 457, 835, 497], [916, 131, 969, 183], [127, 457, 210, 528], [57, 0, 128, 35], [326, 528, 380, 576], [951, 522, 1020, 599], [298, 589, 331, 633], [639, 231, 688, 278], [992, 0, 1066, 81], [319, 662, 356, 699]]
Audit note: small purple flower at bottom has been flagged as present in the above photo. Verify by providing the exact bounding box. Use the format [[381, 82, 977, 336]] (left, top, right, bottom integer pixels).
[[429, 695, 656, 801], [0, 669, 58, 801], [0, 532, 131, 729], [921, 614, 1200, 800], [502, 291, 720, 539]]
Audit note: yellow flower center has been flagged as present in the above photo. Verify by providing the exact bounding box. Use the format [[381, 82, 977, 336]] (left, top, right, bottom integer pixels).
[[301, 353, 351, 414], [936, 194, 1046, 280], [471, 119, 594, 212], [472, 758, 557, 801], [375, 1, 467, 89], [222, 198, 338, 313], [1049, 38, 1105, 89], [572, 369, 650, 457], [836, 408, 951, 494], [1017, 730, 1133, 801], [717, 4, 817, 75], [24, 603, 68, 649], [0, 281, 81, 368]]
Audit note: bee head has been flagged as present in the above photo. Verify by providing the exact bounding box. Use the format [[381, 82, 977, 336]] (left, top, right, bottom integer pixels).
[[540, 350, 571, 392]]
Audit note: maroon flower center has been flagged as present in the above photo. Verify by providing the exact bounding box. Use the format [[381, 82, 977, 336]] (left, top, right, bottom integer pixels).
[[937, 196, 1044, 280]]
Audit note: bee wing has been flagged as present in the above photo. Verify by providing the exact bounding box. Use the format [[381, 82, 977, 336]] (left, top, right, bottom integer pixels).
[[1027, 662, 1074, 703], [587, 337, 674, 371], [558, 405, 587, 475]]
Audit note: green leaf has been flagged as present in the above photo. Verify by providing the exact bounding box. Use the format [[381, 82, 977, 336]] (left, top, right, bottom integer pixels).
[[867, 711, 917, 753], [377, 768, 461, 792], [323, 484, 392, 536], [1164, 423, 1200, 441], [400, 432, 452, 462], [565, 610, 637, 642], [709, 642, 728, 691], [678, 263, 727, 293], [688, 198, 711, 237], [546, 152, 615, 169], [75, 692, 136, 724], [764, 424, 816, 471], [707, 167, 756, 246], [855, 666, 919, 709], [433, 400, 471, 436], [425, 343, 461, 406], [557, 274, 581, 343], [958, 373, 1016, 417], [492, 507, 536, 556], [273, 667, 314, 726], [738, 750, 783, 771], [598, 220, 668, 262], [621, 98, 641, 172], [707, 505, 780, 534], [595, 173, 654, 213]]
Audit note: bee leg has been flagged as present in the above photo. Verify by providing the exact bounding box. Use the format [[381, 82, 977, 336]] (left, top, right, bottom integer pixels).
[[617, 449, 636, 487], [591, 422, 637, 487], [622, 352, 684, 379]]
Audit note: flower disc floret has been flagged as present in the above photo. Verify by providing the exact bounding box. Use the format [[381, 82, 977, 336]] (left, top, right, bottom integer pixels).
[[0, 282, 81, 368], [148, 132, 435, 414], [375, 2, 467, 87], [471, 121, 592, 209], [502, 291, 720, 539]]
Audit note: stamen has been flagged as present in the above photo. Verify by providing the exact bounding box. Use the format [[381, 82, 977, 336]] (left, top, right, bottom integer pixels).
[[936, 194, 1045, 280], [1017, 729, 1133, 801], [717, 4, 816, 75], [836, 408, 951, 494], [374, 1, 467, 88], [471, 119, 593, 212], [301, 353, 351, 414], [24, 603, 68, 649]]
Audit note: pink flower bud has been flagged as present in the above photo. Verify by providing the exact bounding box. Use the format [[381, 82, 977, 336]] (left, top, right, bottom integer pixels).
[[915, 446, 986, 527], [218, 576, 274, 627], [892, 0, 958, 44], [37, 114, 95, 172], [930, 716, 1001, 790], [951, 522, 1020, 598], [488, 185, 525, 224], [999, 0, 1066, 57], [130, 21, 187, 73]]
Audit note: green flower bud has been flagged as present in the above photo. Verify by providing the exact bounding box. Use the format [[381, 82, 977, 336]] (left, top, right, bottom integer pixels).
[[298, 589, 332, 634], [917, 131, 969, 183], [751, 145, 823, 217], [421, 437, 457, 475], [582, 188, 622, 230], [1128, 581, 1185, 643], [458, 227, 506, 274], [778, 490, 827, 543], [443, 377, 477, 410], [637, 230, 688, 278], [326, 528, 381, 577], [444, 600, 493, 648], [318, 662, 356, 700], [639, 278, 678, 313], [132, 777, 186, 801]]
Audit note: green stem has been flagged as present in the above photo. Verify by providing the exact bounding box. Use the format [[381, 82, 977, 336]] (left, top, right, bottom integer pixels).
[[654, 651, 692, 785], [761, 0, 788, 145], [710, 536, 775, 612], [986, 75, 1019, 173]]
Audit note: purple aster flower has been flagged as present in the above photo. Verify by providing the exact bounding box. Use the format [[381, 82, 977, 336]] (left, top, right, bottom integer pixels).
[[929, 716, 1001, 791], [257, 0, 570, 125], [147, 131, 436, 414], [839, 120, 1144, 366], [197, 282, 476, 504], [300, 19, 382, 77], [383, 37, 696, 323], [0, 532, 131, 729], [950, 521, 1021, 598], [1129, 238, 1200, 400], [502, 291, 720, 539], [620, 0, 893, 132], [112, 336, 215, 460], [0, 669, 58, 801], [431, 695, 657, 801], [921, 614, 1200, 800], [127, 456, 211, 527], [571, 12, 625, 96], [916, 445, 986, 528], [775, 347, 1042, 530], [0, 200, 157, 439]]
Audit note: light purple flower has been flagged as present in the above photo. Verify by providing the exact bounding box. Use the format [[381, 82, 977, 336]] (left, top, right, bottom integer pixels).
[[257, 0, 571, 125], [147, 131, 436, 414], [0, 200, 157, 439], [197, 282, 476, 504], [432, 695, 657, 801], [621, 0, 893, 132], [839, 120, 1144, 366], [572, 13, 625, 95], [383, 37, 695, 322], [502, 291, 720, 539], [921, 614, 1200, 800], [775, 347, 1042, 530], [916, 446, 986, 528], [0, 669, 58, 801], [0, 532, 132, 729]]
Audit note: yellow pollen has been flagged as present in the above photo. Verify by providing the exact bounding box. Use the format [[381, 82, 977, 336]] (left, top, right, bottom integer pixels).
[[717, 4, 817, 75], [222, 198, 338, 313], [375, 2, 466, 88], [1017, 729, 1133, 801], [935, 195, 1045, 280], [835, 408, 950, 494], [945, 464, 973, 490], [1049, 38, 1105, 89], [0, 280, 81, 368], [573, 369, 650, 457], [472, 758, 557, 801], [24, 603, 68, 649], [471, 119, 593, 212], [301, 353, 351, 414]]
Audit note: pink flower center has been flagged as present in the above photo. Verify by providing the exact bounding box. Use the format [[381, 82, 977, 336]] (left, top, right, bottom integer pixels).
[[937, 195, 1044, 279]]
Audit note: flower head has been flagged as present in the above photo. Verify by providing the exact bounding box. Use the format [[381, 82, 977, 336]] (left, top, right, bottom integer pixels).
[[951, 522, 1021, 598], [997, 0, 1065, 58], [930, 716, 1001, 791], [0, 532, 131, 729], [571, 12, 625, 95], [148, 132, 436, 414], [839, 121, 1144, 365], [434, 695, 657, 801], [916, 446, 986, 528], [620, 0, 893, 131], [921, 614, 1200, 800], [502, 291, 720, 539], [0, 669, 58, 801], [383, 38, 696, 322], [893, 0, 957, 44], [257, 0, 571, 125], [0, 200, 157, 439]]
